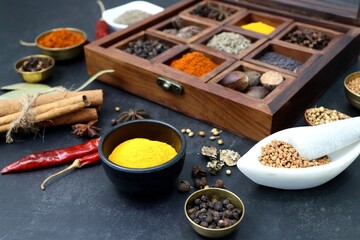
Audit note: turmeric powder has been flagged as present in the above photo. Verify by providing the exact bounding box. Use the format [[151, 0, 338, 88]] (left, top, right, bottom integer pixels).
[[240, 22, 275, 35], [109, 138, 177, 168], [170, 51, 218, 77], [37, 29, 85, 48]]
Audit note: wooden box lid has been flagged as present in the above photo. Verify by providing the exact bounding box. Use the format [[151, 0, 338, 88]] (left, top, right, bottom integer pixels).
[[224, 0, 360, 26]]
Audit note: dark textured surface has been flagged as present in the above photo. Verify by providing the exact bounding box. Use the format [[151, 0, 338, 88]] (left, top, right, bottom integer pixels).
[[0, 1, 359, 239]]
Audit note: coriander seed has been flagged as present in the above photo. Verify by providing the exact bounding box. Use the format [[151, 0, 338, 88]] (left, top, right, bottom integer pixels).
[[114, 106, 121, 112], [181, 128, 186, 133], [188, 132, 194, 137], [198, 131, 206, 137], [209, 136, 219, 140], [217, 139, 224, 145], [186, 128, 192, 133], [226, 169, 231, 175]]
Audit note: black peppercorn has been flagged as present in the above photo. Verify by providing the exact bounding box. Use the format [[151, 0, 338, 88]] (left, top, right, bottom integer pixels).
[[178, 180, 191, 193], [187, 194, 242, 229], [192, 166, 207, 178], [194, 177, 208, 189]]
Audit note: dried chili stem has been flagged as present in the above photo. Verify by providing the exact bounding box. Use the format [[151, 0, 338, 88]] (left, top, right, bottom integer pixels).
[[40, 152, 100, 190], [40, 159, 81, 190]]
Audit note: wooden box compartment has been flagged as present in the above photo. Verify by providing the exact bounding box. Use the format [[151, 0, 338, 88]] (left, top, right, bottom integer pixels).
[[160, 45, 235, 82], [274, 22, 345, 53], [110, 31, 181, 62], [179, 0, 247, 25], [147, 16, 218, 44], [226, 10, 293, 39], [194, 26, 267, 59], [244, 40, 321, 76], [209, 61, 296, 101], [85, 0, 360, 141]]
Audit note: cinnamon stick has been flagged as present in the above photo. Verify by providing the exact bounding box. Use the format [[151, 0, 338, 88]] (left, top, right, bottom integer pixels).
[[0, 89, 103, 117], [38, 108, 98, 127], [0, 95, 89, 126], [0, 95, 90, 133]]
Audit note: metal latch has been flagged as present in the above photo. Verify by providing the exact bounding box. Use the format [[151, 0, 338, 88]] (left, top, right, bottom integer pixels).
[[156, 77, 183, 95]]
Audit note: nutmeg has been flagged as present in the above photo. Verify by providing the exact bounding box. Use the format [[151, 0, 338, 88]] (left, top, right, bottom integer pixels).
[[245, 86, 269, 99], [260, 71, 284, 91], [245, 70, 261, 87], [219, 71, 250, 92]]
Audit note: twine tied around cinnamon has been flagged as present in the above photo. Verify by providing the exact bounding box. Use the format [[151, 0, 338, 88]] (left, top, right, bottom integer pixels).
[[3, 87, 91, 143]]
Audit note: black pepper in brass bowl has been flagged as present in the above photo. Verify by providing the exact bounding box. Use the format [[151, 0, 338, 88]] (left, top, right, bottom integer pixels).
[[184, 188, 245, 238]]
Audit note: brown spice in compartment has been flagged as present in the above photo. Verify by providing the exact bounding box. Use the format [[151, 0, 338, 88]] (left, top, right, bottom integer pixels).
[[259, 140, 331, 168], [170, 51, 218, 77], [284, 28, 330, 50], [190, 2, 237, 22], [163, 17, 203, 39], [347, 77, 360, 95]]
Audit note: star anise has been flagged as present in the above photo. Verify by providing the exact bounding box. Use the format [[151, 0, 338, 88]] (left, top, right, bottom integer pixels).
[[208, 3, 236, 21], [112, 109, 150, 126], [71, 120, 101, 138]]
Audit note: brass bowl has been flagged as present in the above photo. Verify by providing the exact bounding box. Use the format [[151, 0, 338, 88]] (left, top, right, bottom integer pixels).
[[304, 107, 350, 126], [184, 188, 245, 238], [344, 71, 360, 110], [14, 54, 55, 83], [35, 27, 87, 61]]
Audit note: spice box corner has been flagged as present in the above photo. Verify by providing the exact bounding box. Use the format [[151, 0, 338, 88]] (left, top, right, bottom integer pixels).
[[85, 0, 360, 141]]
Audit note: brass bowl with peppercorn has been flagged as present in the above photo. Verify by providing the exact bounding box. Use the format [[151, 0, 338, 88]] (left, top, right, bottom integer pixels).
[[14, 54, 55, 83], [344, 71, 360, 110], [184, 188, 245, 238], [98, 119, 186, 193]]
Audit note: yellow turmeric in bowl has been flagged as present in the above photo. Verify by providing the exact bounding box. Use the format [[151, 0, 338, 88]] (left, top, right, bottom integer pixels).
[[109, 138, 177, 168]]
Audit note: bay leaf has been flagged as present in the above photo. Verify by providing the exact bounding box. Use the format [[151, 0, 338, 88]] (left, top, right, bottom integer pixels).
[[1, 82, 51, 91]]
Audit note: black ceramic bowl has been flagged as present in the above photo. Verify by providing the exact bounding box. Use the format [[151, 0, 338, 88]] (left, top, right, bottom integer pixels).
[[99, 119, 186, 193]]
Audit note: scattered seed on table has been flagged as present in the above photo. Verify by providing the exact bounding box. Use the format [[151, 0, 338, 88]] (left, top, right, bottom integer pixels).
[[198, 131, 206, 137]]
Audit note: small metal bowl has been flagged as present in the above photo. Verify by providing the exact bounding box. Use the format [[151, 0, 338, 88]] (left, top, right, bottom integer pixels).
[[35, 27, 87, 61], [184, 188, 245, 238], [14, 54, 55, 83], [344, 71, 360, 110]]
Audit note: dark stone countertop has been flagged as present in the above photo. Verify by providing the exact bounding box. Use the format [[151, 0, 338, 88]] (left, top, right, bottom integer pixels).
[[0, 0, 359, 239]]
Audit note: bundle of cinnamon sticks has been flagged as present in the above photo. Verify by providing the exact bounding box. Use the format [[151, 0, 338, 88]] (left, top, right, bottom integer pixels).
[[0, 89, 103, 135]]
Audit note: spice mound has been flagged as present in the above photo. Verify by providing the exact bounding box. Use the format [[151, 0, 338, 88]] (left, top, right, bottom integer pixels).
[[114, 10, 152, 25], [187, 194, 242, 229], [305, 106, 350, 126], [284, 28, 330, 50], [258, 51, 302, 72], [259, 140, 331, 168], [170, 51, 218, 77], [346, 77, 360, 95], [206, 32, 252, 55], [37, 29, 85, 48], [241, 22, 275, 35], [109, 138, 177, 168], [190, 2, 237, 21], [18, 57, 53, 72], [124, 39, 169, 60]]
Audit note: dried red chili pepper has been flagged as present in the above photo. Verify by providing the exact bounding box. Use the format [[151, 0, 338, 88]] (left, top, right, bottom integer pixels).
[[95, 0, 109, 39], [1, 138, 100, 174], [40, 152, 100, 190]]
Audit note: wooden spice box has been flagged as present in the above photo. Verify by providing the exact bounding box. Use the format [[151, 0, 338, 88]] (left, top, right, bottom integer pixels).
[[85, 0, 360, 141]]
